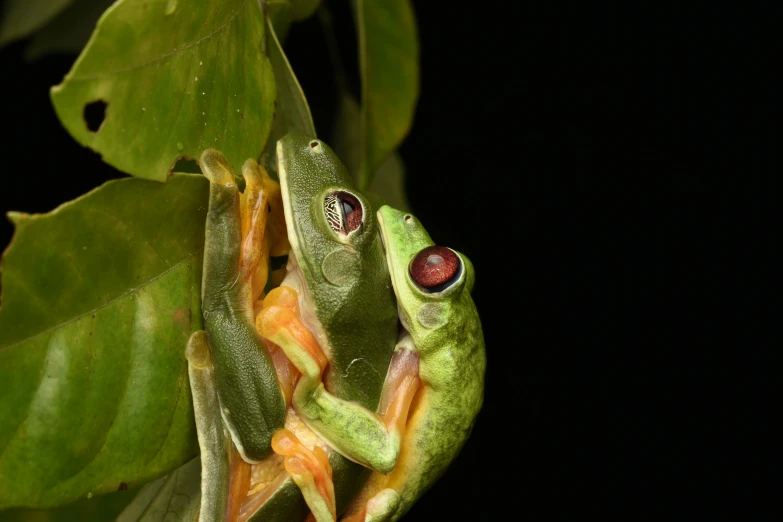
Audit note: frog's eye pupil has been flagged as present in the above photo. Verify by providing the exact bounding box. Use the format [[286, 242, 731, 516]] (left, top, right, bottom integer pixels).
[[324, 191, 363, 235], [410, 246, 460, 290], [340, 199, 355, 216]]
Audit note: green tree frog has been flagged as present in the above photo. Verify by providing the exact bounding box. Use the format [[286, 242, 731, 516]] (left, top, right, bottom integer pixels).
[[251, 134, 399, 521], [262, 204, 486, 521]]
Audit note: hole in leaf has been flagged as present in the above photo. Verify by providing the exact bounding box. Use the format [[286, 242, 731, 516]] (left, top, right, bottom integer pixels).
[[171, 157, 202, 174], [83, 100, 107, 132]]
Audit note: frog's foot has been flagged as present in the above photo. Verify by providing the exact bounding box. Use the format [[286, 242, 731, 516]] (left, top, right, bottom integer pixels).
[[256, 286, 328, 393], [272, 429, 336, 522], [343, 489, 401, 522], [379, 349, 422, 435]]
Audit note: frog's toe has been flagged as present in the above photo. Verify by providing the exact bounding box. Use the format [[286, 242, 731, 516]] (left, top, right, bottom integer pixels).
[[263, 286, 300, 311], [344, 489, 401, 522], [365, 489, 402, 522], [272, 429, 336, 522], [200, 148, 236, 185]]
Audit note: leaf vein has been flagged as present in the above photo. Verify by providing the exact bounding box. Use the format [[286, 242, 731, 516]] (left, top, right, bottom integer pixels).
[[0, 250, 202, 353], [68, 0, 251, 81]]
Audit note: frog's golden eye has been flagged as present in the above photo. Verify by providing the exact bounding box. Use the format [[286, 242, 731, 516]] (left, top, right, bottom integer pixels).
[[324, 191, 363, 236], [410, 246, 461, 291]]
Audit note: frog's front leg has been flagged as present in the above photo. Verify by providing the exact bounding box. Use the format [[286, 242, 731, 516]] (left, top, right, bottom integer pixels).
[[237, 157, 289, 300], [256, 286, 421, 475], [199, 149, 286, 463]]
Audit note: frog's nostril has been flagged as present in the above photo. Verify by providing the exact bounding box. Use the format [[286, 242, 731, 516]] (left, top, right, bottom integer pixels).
[[310, 141, 318, 148]]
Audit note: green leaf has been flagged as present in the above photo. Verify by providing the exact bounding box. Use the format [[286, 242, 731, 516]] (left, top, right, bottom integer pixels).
[[266, 0, 294, 43], [114, 458, 200, 522], [289, 0, 321, 22], [330, 93, 408, 211], [50, 0, 276, 182], [0, 174, 208, 510], [266, 14, 316, 145], [0, 488, 138, 522], [354, 0, 419, 189], [266, 0, 320, 41], [331, 93, 361, 178], [23, 0, 116, 61], [366, 151, 410, 213], [0, 0, 73, 47]]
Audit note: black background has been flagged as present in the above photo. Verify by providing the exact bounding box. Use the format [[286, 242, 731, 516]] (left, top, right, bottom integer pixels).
[[0, 1, 771, 520]]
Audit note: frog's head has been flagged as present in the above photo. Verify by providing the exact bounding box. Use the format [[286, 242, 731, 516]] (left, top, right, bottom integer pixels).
[[377, 206, 475, 340], [276, 134, 396, 408]]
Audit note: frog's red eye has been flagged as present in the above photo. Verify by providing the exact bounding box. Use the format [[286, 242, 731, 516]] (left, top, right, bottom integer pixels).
[[410, 246, 460, 290], [324, 191, 363, 235]]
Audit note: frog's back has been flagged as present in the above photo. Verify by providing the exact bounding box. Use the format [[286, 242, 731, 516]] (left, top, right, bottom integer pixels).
[[389, 293, 486, 518]]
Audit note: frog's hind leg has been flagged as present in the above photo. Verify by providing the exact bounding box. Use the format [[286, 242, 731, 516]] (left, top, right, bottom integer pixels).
[[272, 429, 336, 522], [199, 149, 286, 463]]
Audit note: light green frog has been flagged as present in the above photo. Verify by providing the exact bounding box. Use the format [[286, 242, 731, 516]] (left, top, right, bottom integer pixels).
[[265, 204, 486, 521]]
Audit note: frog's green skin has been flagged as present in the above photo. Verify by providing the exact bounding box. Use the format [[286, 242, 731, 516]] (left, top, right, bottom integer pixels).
[[199, 150, 286, 463], [358, 206, 486, 521], [245, 134, 399, 521], [276, 134, 398, 408]]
